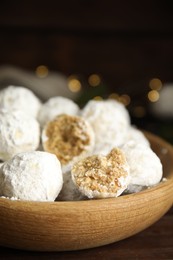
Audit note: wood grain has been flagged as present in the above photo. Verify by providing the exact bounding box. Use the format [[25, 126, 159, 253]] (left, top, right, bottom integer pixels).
[[0, 208, 173, 258], [0, 132, 172, 251]]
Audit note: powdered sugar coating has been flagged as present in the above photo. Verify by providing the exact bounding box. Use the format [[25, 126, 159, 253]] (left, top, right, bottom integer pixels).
[[0, 86, 42, 118], [57, 171, 85, 201], [121, 142, 163, 192], [0, 151, 63, 201], [81, 99, 130, 155], [71, 148, 130, 199], [38, 96, 80, 127], [0, 110, 40, 161], [123, 126, 150, 147]]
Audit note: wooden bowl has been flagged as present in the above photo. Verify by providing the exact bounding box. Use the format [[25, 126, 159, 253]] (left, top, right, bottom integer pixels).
[[0, 131, 173, 252]]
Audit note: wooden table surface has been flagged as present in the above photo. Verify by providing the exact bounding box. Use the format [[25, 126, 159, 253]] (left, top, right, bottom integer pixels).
[[0, 207, 172, 259]]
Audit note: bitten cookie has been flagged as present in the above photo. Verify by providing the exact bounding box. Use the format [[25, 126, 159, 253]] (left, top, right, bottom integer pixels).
[[71, 148, 130, 199], [42, 114, 95, 173], [0, 151, 63, 201]]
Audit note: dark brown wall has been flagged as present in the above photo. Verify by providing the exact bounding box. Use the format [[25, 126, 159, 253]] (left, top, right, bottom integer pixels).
[[0, 0, 173, 95]]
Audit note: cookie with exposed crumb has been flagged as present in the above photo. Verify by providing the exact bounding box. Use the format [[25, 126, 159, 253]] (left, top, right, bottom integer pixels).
[[42, 114, 95, 173], [0, 151, 63, 201], [0, 85, 42, 118], [71, 148, 130, 199], [0, 110, 40, 161], [38, 96, 80, 127]]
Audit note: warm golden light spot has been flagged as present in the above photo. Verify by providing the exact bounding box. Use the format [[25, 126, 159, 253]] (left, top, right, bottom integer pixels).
[[119, 94, 131, 106], [93, 96, 103, 101], [88, 74, 101, 87], [67, 78, 82, 93], [109, 93, 131, 106], [148, 90, 160, 102], [35, 65, 49, 78], [149, 78, 162, 90], [133, 106, 146, 118], [108, 93, 120, 100]]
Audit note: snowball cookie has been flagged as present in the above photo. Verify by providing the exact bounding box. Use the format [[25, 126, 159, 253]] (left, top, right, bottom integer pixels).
[[0, 85, 42, 118], [57, 171, 86, 201], [0, 151, 63, 201], [81, 99, 130, 155], [123, 126, 150, 147], [42, 114, 95, 173], [121, 142, 163, 193], [71, 148, 130, 199], [38, 96, 80, 127], [0, 110, 40, 161]]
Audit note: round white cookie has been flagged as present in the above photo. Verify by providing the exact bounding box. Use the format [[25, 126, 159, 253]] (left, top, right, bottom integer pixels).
[[0, 151, 63, 201], [81, 99, 130, 155], [38, 96, 80, 127], [123, 126, 150, 147], [121, 142, 163, 193], [0, 110, 40, 161], [0, 85, 42, 118]]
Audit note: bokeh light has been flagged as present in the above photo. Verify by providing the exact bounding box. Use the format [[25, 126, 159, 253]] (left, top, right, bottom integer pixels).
[[35, 65, 49, 78], [88, 74, 101, 87], [149, 78, 162, 90], [67, 76, 82, 93], [148, 90, 160, 102], [119, 94, 131, 106], [108, 93, 120, 100], [108, 93, 131, 106], [93, 96, 103, 101]]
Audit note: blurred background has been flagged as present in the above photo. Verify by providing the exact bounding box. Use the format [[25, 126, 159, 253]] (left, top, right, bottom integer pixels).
[[0, 0, 173, 143]]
